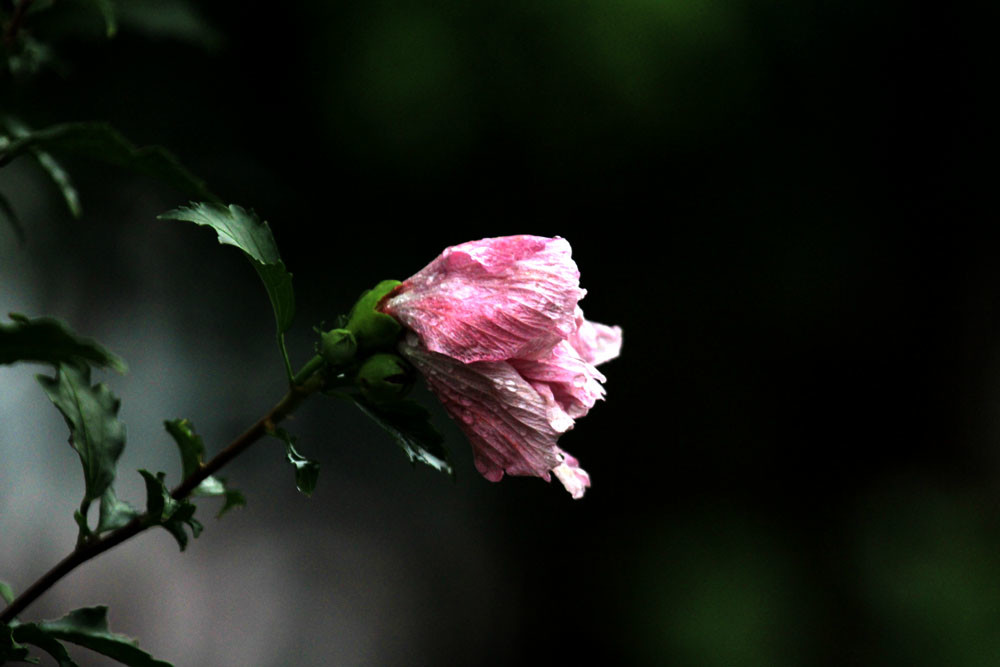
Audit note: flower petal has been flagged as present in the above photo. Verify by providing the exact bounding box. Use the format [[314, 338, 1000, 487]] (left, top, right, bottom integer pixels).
[[399, 334, 573, 486], [381, 236, 586, 363], [510, 341, 606, 419], [552, 450, 591, 499], [567, 307, 623, 366]]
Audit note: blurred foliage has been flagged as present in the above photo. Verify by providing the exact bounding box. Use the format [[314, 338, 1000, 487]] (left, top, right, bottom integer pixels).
[[1, 0, 994, 664]]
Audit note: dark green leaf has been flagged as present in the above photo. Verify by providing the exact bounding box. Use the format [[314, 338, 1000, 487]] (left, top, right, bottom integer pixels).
[[270, 428, 319, 496], [0, 624, 35, 663], [37, 364, 127, 513], [8, 624, 77, 667], [89, 0, 118, 37], [96, 487, 138, 533], [164, 418, 204, 479], [0, 121, 217, 203], [217, 488, 246, 518], [33, 149, 82, 218], [114, 0, 220, 48], [138, 470, 200, 551], [158, 203, 294, 334], [0, 580, 14, 604], [351, 396, 453, 476], [0, 191, 26, 243], [2, 117, 81, 218], [1, 314, 127, 372], [26, 606, 172, 667], [163, 419, 244, 515]]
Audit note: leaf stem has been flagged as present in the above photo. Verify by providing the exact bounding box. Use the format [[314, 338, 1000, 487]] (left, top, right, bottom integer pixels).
[[278, 332, 293, 384], [0, 371, 324, 625]]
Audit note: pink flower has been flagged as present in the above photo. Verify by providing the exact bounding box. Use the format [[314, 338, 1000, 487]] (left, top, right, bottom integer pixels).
[[379, 235, 621, 498]]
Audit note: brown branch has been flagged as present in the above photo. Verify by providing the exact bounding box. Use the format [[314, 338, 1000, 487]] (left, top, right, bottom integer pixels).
[[0, 374, 322, 625]]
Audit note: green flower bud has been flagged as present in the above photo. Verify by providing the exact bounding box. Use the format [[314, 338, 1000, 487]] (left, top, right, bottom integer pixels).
[[319, 328, 357, 367], [356, 353, 413, 404], [345, 279, 403, 352]]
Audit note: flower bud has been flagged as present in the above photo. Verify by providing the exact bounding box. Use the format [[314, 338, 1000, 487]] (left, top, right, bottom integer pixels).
[[356, 353, 413, 404], [345, 280, 403, 352], [319, 328, 357, 367]]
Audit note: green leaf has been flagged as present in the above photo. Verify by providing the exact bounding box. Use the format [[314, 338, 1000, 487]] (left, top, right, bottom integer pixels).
[[0, 191, 26, 243], [138, 470, 200, 551], [0, 580, 14, 604], [8, 624, 77, 667], [37, 364, 127, 516], [0, 623, 35, 663], [351, 396, 453, 476], [96, 487, 138, 533], [89, 0, 118, 37], [23, 606, 172, 667], [1, 314, 127, 372], [32, 148, 82, 218], [270, 428, 319, 496], [163, 419, 245, 516], [217, 488, 247, 518], [158, 203, 294, 334], [0, 121, 217, 203]]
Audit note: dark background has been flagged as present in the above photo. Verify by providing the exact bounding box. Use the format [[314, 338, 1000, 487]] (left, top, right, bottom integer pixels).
[[2, 0, 998, 665]]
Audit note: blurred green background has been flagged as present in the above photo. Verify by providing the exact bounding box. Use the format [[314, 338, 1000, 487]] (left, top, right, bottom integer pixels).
[[1, 0, 997, 665]]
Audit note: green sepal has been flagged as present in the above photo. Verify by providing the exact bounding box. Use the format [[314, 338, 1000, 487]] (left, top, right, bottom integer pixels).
[[356, 353, 413, 405], [1, 314, 126, 372], [350, 395, 453, 476], [318, 328, 357, 368], [345, 280, 402, 352], [138, 470, 200, 551], [37, 363, 127, 540], [163, 419, 244, 516], [270, 428, 319, 496], [158, 203, 294, 335], [14, 606, 172, 667]]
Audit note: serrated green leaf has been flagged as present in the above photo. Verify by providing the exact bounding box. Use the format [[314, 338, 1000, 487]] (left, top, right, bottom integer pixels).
[[158, 203, 294, 334], [270, 428, 319, 496], [8, 624, 77, 667], [26, 606, 171, 667], [1, 314, 127, 372], [96, 486, 138, 533], [0, 121, 217, 203], [163, 419, 243, 514], [217, 488, 246, 518], [37, 364, 127, 513], [0, 191, 26, 243], [0, 623, 36, 663], [0, 580, 14, 604], [351, 396, 453, 476], [138, 470, 199, 551]]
